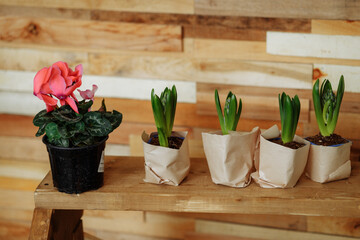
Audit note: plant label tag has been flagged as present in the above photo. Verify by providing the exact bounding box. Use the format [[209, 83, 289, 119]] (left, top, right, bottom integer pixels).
[[98, 151, 104, 173]]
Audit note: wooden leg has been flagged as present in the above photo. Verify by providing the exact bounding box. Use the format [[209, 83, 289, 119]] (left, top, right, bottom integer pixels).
[[50, 210, 84, 240], [29, 208, 53, 240]]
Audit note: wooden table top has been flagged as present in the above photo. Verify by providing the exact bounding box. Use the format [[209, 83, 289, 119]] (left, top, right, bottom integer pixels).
[[35, 156, 360, 217]]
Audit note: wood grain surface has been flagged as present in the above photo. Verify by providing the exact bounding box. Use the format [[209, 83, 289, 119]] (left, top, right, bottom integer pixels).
[[195, 0, 360, 20], [0, 16, 182, 52], [34, 156, 360, 217]]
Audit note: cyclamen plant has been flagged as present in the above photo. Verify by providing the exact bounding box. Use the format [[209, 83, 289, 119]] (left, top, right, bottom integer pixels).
[[33, 61, 122, 148]]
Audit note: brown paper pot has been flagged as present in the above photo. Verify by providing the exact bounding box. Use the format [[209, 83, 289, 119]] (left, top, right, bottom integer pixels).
[[142, 131, 190, 186], [202, 127, 260, 188], [305, 141, 352, 183], [252, 125, 310, 188]]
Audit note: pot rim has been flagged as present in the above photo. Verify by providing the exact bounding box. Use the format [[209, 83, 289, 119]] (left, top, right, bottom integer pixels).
[[42, 135, 108, 151]]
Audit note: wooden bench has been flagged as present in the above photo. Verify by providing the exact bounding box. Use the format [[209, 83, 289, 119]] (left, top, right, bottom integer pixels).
[[29, 156, 360, 239]]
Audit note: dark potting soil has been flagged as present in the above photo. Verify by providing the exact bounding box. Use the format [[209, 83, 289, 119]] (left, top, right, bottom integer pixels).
[[305, 133, 348, 146], [149, 136, 184, 149], [269, 138, 305, 150]]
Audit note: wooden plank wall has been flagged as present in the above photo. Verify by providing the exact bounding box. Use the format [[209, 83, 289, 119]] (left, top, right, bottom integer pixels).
[[0, 1, 360, 239]]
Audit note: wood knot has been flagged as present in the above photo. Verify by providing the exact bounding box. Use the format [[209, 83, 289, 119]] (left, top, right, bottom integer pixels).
[[313, 68, 327, 80], [27, 23, 39, 36]]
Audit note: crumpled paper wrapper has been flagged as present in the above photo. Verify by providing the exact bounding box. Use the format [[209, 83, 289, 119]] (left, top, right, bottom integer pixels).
[[202, 127, 260, 188], [252, 125, 310, 188], [305, 141, 352, 183], [142, 131, 190, 186]]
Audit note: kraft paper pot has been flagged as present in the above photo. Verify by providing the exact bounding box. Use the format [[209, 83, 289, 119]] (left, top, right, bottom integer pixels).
[[202, 127, 260, 188], [305, 141, 352, 183], [142, 131, 190, 186], [252, 125, 310, 188]]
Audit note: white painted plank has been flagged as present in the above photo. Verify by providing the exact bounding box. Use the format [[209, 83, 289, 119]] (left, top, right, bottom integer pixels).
[[267, 32, 360, 60], [314, 64, 360, 93], [0, 91, 43, 116], [0, 70, 196, 107], [105, 144, 130, 157]]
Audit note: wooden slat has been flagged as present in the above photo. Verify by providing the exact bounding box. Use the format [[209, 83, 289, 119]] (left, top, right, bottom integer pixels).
[[85, 230, 178, 240], [313, 64, 360, 93], [267, 32, 360, 60], [197, 85, 310, 123], [0, 70, 196, 103], [0, 48, 88, 72], [0, 16, 182, 52], [312, 20, 360, 36], [88, 54, 313, 89], [173, 212, 360, 237], [195, 0, 360, 20], [193, 39, 360, 67], [92, 98, 288, 131], [91, 11, 310, 41], [0, 135, 129, 161], [169, 212, 307, 232], [307, 216, 360, 237], [83, 211, 194, 239], [0, 137, 48, 162], [34, 156, 360, 217], [0, 5, 90, 20], [0, 219, 31, 240], [195, 220, 358, 240], [0, 0, 195, 14], [28, 208, 52, 240], [185, 232, 258, 240]]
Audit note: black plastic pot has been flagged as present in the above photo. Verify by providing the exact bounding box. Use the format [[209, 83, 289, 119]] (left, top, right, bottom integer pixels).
[[43, 136, 108, 194]]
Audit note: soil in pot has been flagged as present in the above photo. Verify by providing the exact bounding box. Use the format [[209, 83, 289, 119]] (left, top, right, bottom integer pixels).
[[149, 136, 184, 149], [305, 133, 348, 146], [269, 138, 305, 149]]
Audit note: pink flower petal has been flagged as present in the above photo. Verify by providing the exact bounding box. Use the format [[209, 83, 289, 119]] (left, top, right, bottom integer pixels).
[[41, 94, 58, 112], [53, 61, 69, 79], [64, 78, 82, 96], [65, 97, 79, 113], [48, 65, 67, 98], [33, 67, 51, 95]]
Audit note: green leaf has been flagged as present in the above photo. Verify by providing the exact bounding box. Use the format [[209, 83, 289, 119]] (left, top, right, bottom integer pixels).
[[45, 122, 61, 142], [313, 79, 330, 136], [327, 75, 345, 135], [52, 138, 69, 148], [83, 112, 112, 137], [278, 93, 300, 143], [151, 89, 168, 147], [33, 109, 54, 127], [35, 123, 46, 137], [215, 89, 226, 135], [58, 124, 74, 139], [291, 95, 300, 140], [103, 110, 123, 131], [52, 105, 82, 123], [77, 100, 93, 114], [224, 93, 237, 132], [233, 98, 242, 131]]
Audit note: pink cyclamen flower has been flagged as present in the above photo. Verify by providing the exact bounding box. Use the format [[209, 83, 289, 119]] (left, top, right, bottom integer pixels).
[[33, 62, 83, 113], [78, 84, 98, 101]]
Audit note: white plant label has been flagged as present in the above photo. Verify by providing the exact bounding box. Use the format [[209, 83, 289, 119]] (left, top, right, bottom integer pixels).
[[98, 151, 104, 173]]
